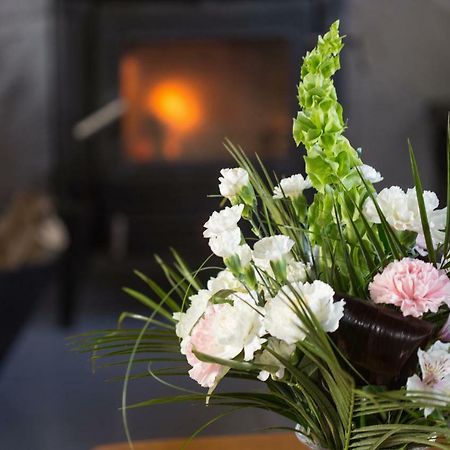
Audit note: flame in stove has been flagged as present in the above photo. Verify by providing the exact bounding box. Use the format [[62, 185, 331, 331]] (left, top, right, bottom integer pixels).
[[146, 80, 202, 132], [121, 56, 140, 102]]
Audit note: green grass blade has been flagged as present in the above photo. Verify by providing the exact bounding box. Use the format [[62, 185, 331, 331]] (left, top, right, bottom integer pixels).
[[134, 270, 181, 312], [122, 287, 175, 322], [170, 248, 203, 291], [408, 140, 437, 265]]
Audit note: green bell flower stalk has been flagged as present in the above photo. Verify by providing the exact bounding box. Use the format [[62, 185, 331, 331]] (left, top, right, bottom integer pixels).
[[293, 20, 361, 192], [292, 21, 384, 296]]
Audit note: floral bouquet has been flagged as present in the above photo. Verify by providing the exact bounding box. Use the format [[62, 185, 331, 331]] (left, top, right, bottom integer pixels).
[[76, 21, 450, 449]]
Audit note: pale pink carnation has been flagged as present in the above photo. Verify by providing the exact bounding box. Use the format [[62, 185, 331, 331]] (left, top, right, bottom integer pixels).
[[369, 258, 450, 318], [185, 305, 226, 388], [184, 299, 265, 388], [185, 342, 224, 388]]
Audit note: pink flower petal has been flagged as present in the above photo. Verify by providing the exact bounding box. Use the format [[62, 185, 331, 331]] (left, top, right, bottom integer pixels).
[[369, 258, 450, 318], [439, 315, 450, 342]]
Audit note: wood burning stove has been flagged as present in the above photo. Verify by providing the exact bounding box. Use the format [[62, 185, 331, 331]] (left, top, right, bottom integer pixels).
[[53, 0, 341, 324]]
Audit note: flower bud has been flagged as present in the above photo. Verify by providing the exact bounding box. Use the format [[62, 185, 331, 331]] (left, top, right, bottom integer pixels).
[[270, 258, 288, 284]]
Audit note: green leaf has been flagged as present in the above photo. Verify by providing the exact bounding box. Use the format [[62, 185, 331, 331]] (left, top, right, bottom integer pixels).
[[408, 140, 437, 265], [134, 270, 180, 312], [193, 349, 277, 374], [209, 289, 235, 304], [170, 248, 203, 291], [122, 287, 175, 322]]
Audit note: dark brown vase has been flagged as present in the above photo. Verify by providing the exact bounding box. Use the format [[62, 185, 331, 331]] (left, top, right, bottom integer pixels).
[[332, 296, 436, 387]]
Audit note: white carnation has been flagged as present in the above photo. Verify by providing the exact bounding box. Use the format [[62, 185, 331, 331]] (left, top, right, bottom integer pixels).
[[208, 228, 241, 257], [218, 168, 249, 199], [273, 174, 312, 199], [406, 189, 446, 244], [363, 186, 411, 230], [234, 244, 253, 267], [264, 280, 345, 345], [287, 260, 309, 283], [363, 186, 446, 244], [230, 293, 266, 361], [203, 204, 244, 239], [174, 289, 210, 339], [207, 269, 245, 294], [189, 293, 265, 362], [253, 235, 294, 263], [255, 338, 296, 381], [358, 164, 383, 183]]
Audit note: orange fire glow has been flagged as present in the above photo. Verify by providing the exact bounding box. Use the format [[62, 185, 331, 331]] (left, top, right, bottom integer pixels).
[[120, 41, 290, 163], [145, 80, 202, 131], [120, 56, 140, 102]]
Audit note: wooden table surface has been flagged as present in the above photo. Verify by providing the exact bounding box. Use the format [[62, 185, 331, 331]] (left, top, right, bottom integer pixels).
[[92, 433, 307, 450]]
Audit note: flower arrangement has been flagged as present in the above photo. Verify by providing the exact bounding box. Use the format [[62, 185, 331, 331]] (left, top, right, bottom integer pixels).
[[76, 21, 450, 449]]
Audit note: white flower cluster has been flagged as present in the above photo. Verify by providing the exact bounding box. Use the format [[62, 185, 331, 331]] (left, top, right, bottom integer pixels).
[[174, 161, 449, 426], [363, 186, 446, 244], [175, 267, 344, 387], [172, 167, 346, 388]]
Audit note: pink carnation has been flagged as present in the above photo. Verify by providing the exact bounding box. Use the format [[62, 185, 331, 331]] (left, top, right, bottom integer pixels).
[[185, 343, 224, 388], [369, 258, 450, 318], [185, 305, 226, 388]]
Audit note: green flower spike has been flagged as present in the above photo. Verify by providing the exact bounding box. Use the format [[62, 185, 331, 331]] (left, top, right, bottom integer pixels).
[[293, 20, 361, 192]]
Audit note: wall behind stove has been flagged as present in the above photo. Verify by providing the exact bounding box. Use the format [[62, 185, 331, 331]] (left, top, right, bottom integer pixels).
[[0, 0, 52, 204], [343, 0, 450, 197], [0, 1, 449, 204]]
